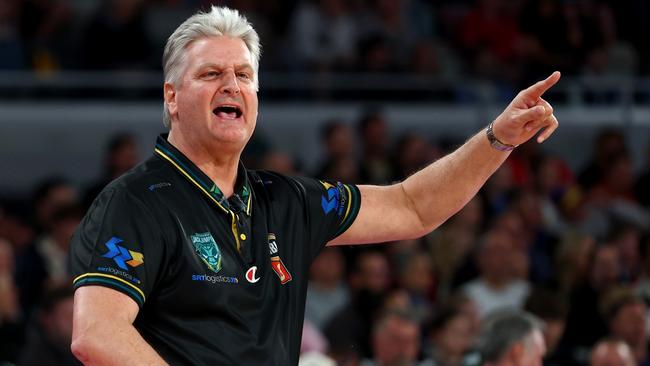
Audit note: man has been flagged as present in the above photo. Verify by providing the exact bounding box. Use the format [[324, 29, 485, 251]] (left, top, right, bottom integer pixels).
[[476, 310, 547, 366], [603, 289, 649, 365], [590, 339, 635, 366], [361, 311, 422, 366], [17, 286, 80, 366], [463, 229, 530, 318], [69, 6, 561, 366]]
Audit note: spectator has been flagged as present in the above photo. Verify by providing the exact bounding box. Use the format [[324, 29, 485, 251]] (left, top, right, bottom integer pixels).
[[608, 225, 643, 282], [397, 250, 435, 323], [590, 339, 635, 366], [636, 145, 650, 208], [524, 288, 568, 366], [601, 288, 649, 365], [301, 319, 329, 355], [578, 129, 627, 193], [462, 229, 531, 319], [16, 285, 80, 366], [0, 238, 23, 364], [555, 231, 595, 296], [561, 245, 621, 364], [31, 178, 78, 234], [259, 150, 299, 175], [392, 133, 437, 182], [14, 204, 83, 315], [428, 196, 484, 298], [426, 302, 476, 366], [358, 110, 393, 184], [324, 250, 392, 359], [306, 247, 349, 329], [315, 119, 358, 182], [360, 310, 422, 366], [289, 0, 358, 71], [83, 132, 140, 209], [475, 310, 546, 366]]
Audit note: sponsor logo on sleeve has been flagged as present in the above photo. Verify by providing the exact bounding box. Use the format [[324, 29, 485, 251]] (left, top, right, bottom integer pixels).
[[319, 181, 347, 216], [101, 237, 144, 270]]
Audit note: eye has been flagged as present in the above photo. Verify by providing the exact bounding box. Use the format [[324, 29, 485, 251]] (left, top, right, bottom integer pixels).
[[237, 73, 251, 80], [202, 71, 220, 78]]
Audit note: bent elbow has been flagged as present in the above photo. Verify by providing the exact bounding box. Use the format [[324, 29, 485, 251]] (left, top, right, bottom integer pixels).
[[71, 331, 98, 364]]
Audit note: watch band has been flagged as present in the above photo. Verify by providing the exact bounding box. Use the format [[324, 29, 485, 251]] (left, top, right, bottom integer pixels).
[[486, 122, 517, 151]]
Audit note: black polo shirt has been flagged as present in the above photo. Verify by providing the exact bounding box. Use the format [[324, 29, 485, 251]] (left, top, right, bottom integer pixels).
[[69, 135, 361, 365]]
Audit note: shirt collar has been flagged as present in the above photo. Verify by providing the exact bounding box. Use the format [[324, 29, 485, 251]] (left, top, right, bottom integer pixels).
[[153, 134, 252, 216]]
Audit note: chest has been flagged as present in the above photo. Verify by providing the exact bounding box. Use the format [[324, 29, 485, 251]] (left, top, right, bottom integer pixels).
[[149, 194, 311, 315]]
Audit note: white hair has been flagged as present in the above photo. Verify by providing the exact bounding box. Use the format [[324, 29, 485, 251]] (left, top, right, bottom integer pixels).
[[162, 6, 261, 127]]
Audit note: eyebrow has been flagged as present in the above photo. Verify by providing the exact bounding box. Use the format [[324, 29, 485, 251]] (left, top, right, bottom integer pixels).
[[196, 63, 254, 71]]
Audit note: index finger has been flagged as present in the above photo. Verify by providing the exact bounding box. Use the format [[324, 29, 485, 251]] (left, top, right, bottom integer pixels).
[[523, 71, 561, 100]]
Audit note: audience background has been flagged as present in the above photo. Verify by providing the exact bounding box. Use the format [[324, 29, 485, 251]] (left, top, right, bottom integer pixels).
[[1, 0, 650, 365]]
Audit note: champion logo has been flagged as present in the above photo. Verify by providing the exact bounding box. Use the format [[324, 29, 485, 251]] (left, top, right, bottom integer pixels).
[[245, 266, 260, 283]]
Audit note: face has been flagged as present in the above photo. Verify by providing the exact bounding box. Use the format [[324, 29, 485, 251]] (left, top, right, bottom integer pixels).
[[591, 342, 636, 366], [611, 302, 647, 346], [516, 330, 546, 366], [356, 252, 390, 292], [165, 36, 258, 153], [44, 297, 74, 347], [435, 314, 474, 357], [591, 246, 620, 289], [373, 317, 420, 365]]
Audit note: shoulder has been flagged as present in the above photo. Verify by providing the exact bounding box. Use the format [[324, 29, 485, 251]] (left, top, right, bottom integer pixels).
[[247, 169, 312, 197], [87, 157, 173, 217]]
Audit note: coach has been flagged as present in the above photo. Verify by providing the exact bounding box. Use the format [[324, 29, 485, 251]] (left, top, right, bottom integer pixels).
[[69, 6, 560, 366]]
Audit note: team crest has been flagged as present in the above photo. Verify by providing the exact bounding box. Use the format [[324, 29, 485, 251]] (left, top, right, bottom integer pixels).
[[191, 232, 222, 273]]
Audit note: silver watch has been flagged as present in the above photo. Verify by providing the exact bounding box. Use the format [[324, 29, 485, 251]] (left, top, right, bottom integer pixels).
[[486, 122, 517, 151]]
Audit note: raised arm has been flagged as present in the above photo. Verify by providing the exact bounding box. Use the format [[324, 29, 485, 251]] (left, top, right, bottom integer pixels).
[[71, 286, 168, 365], [329, 72, 561, 245]]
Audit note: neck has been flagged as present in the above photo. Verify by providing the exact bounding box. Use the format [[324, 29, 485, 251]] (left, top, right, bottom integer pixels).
[[168, 130, 241, 197]]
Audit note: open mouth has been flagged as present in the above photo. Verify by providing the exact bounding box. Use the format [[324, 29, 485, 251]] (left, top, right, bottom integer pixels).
[[213, 105, 243, 119]]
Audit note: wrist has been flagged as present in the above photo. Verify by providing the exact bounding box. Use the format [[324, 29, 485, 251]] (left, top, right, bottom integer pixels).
[[486, 122, 517, 151]]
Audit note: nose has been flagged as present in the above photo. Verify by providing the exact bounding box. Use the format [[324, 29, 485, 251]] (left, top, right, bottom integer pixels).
[[219, 71, 240, 95]]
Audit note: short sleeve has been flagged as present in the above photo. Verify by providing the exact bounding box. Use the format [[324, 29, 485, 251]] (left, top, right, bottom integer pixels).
[[69, 188, 166, 308], [292, 177, 361, 245]]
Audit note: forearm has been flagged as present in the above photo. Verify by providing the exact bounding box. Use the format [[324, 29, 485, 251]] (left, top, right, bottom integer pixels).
[[400, 128, 509, 233], [72, 322, 168, 366]]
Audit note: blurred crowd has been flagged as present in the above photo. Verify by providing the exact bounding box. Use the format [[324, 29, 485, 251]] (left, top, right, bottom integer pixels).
[[1, 0, 649, 87], [0, 110, 649, 365], [1, 0, 650, 365]]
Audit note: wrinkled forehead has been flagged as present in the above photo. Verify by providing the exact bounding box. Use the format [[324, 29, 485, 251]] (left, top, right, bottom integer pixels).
[[182, 36, 254, 72]]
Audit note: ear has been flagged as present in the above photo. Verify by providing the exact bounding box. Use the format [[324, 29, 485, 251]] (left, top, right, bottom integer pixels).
[[164, 82, 178, 118], [509, 343, 525, 364]]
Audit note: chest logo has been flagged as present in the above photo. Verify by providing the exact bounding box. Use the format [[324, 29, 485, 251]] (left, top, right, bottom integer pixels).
[[270, 256, 292, 284], [268, 233, 278, 255], [245, 266, 260, 283], [190, 232, 222, 273]]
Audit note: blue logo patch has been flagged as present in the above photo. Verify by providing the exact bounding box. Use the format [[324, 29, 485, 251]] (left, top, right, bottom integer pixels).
[[191, 232, 222, 273], [320, 181, 346, 216], [101, 237, 145, 270], [148, 182, 172, 191]]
